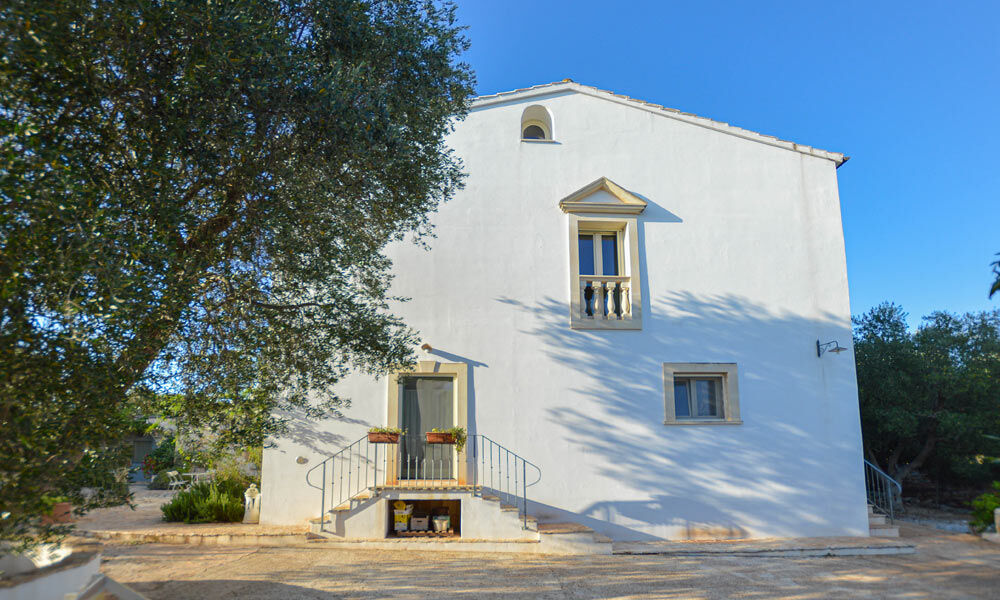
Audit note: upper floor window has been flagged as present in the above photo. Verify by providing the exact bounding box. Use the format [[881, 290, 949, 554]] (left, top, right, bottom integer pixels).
[[578, 230, 626, 320], [578, 233, 620, 277], [559, 177, 646, 330], [521, 105, 553, 141]]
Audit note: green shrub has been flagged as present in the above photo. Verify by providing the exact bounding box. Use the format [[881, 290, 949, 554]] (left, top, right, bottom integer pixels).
[[142, 435, 177, 478], [160, 478, 245, 523], [148, 469, 172, 490], [970, 482, 1000, 533], [209, 451, 260, 489]]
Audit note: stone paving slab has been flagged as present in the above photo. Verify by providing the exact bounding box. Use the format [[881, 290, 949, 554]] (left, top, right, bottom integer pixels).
[[96, 522, 1000, 599], [614, 535, 915, 557]]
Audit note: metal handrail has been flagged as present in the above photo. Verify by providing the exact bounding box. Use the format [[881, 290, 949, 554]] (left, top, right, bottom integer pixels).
[[863, 459, 902, 525], [305, 433, 540, 533], [470, 434, 541, 530]]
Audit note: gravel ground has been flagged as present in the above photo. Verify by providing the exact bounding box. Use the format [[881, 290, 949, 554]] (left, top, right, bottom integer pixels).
[[99, 522, 1000, 599], [896, 504, 975, 534]]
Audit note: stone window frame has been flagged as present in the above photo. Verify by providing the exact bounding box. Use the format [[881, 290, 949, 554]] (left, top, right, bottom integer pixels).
[[386, 361, 469, 483], [662, 363, 742, 426], [561, 177, 646, 330], [566, 215, 643, 330], [520, 104, 555, 142]]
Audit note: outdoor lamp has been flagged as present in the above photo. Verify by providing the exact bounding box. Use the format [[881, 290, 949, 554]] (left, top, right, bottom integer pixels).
[[816, 340, 848, 357]]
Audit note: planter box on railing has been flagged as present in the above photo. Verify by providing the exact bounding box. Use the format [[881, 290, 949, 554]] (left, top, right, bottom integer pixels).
[[41, 502, 74, 525], [425, 432, 455, 444], [367, 432, 400, 444]]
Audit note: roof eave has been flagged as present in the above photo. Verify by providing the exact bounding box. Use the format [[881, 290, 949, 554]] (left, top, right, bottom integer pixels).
[[470, 82, 848, 167]]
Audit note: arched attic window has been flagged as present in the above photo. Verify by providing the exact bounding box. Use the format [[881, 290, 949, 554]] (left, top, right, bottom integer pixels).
[[521, 105, 553, 141]]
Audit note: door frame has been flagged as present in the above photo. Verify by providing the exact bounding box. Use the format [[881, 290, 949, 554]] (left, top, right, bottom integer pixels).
[[386, 361, 469, 484]]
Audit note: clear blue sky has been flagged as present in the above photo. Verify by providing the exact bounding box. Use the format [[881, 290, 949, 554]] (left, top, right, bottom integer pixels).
[[455, 1, 999, 328]]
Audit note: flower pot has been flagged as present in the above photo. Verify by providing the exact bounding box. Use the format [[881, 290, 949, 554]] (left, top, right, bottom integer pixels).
[[432, 515, 451, 532], [368, 432, 400, 444], [425, 432, 455, 445], [41, 502, 74, 525]]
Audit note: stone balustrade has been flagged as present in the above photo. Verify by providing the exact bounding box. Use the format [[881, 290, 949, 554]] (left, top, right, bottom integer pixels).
[[578, 275, 633, 321]]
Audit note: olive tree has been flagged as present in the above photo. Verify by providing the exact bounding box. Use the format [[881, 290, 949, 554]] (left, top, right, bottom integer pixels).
[[854, 303, 1000, 485], [0, 0, 474, 548]]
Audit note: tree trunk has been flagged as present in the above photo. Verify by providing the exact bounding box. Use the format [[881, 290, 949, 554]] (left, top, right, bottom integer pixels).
[[894, 434, 937, 483]]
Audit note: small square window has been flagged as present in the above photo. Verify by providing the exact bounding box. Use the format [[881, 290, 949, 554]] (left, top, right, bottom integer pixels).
[[663, 363, 741, 425]]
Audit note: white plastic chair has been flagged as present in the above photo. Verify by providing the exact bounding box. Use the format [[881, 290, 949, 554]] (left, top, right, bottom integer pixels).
[[165, 470, 187, 490]]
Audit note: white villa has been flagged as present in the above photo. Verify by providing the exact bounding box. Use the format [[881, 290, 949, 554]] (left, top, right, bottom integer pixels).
[[260, 80, 877, 553]]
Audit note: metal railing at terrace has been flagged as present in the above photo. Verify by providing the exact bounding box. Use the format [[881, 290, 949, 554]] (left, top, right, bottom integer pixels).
[[305, 433, 540, 531]]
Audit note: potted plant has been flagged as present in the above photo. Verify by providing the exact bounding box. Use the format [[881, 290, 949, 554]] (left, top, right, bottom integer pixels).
[[367, 426, 404, 444], [40, 495, 74, 525], [426, 427, 467, 453]]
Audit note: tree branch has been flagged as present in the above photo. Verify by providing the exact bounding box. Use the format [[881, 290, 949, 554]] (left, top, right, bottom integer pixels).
[[251, 300, 323, 311]]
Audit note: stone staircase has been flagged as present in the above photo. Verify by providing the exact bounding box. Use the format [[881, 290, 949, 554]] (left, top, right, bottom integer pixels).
[[868, 504, 899, 537], [306, 485, 611, 554], [304, 433, 614, 553]]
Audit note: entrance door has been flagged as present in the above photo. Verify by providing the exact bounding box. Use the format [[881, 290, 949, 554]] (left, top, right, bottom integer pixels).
[[399, 377, 455, 480]]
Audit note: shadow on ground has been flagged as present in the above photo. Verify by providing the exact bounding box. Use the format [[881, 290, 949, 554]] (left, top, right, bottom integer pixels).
[[103, 524, 1000, 600]]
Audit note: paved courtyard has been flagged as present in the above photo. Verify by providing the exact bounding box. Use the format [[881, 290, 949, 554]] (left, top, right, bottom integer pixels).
[[98, 522, 1000, 599]]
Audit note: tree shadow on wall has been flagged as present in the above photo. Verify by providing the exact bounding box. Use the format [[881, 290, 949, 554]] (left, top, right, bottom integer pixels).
[[278, 407, 368, 456], [498, 290, 862, 540]]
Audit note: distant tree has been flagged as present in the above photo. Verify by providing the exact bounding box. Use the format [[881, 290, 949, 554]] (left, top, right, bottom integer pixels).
[[854, 303, 1000, 485], [0, 0, 473, 548]]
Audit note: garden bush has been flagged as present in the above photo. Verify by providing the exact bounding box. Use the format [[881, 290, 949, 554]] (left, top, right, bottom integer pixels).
[[970, 482, 1000, 533], [160, 478, 245, 523], [209, 450, 261, 489], [141, 435, 177, 479]]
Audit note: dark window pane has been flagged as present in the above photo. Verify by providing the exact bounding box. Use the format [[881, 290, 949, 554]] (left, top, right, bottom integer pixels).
[[601, 235, 618, 276], [694, 379, 721, 417], [674, 381, 690, 417], [522, 125, 546, 139], [578, 235, 594, 275], [401, 377, 454, 480]]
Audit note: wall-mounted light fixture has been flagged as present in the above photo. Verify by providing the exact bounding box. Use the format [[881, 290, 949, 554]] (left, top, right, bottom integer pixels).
[[817, 339, 848, 357]]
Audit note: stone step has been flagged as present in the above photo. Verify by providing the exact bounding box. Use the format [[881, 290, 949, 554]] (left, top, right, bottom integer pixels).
[[868, 514, 887, 526], [375, 484, 480, 492], [870, 527, 900, 538], [537, 522, 594, 535]]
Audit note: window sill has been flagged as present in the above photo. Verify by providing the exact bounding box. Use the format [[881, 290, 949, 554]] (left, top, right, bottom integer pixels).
[[520, 138, 560, 144], [570, 318, 641, 330], [663, 419, 743, 426]]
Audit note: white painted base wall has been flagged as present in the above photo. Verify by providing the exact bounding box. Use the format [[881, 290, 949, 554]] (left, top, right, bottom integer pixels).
[[315, 490, 536, 541], [261, 85, 869, 542]]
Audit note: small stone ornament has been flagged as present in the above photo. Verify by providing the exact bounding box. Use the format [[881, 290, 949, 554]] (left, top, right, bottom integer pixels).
[[243, 484, 261, 524]]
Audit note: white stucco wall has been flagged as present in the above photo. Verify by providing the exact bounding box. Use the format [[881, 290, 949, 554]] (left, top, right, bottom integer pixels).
[[262, 88, 869, 541]]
